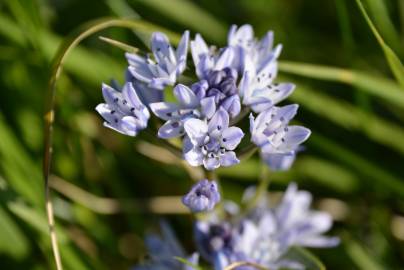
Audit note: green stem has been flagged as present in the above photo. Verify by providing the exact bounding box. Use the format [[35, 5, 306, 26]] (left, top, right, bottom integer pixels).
[[43, 18, 182, 270], [246, 163, 270, 210], [237, 143, 258, 161]]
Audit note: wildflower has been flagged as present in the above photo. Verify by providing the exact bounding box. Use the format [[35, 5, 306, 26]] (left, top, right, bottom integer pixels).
[[182, 179, 221, 212], [239, 71, 295, 113], [150, 83, 217, 139], [195, 183, 339, 270], [227, 24, 282, 74], [133, 221, 199, 270], [183, 108, 244, 170], [126, 31, 189, 90], [191, 34, 234, 79], [95, 82, 150, 136], [249, 105, 310, 170]]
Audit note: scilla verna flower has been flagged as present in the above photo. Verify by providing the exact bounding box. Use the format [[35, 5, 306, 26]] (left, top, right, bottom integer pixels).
[[95, 82, 150, 136], [183, 108, 244, 170], [150, 84, 216, 138], [126, 31, 189, 89], [196, 183, 339, 270], [250, 104, 311, 170], [182, 179, 220, 212]]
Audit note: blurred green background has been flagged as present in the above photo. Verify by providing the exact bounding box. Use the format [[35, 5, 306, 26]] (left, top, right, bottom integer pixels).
[[1, 0, 404, 269]]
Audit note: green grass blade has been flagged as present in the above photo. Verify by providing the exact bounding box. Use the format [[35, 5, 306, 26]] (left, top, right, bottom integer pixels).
[[0, 205, 29, 259], [286, 247, 326, 270], [279, 61, 404, 107], [363, 0, 402, 55], [355, 0, 404, 88], [133, 0, 227, 42], [288, 81, 404, 155], [345, 240, 385, 270]]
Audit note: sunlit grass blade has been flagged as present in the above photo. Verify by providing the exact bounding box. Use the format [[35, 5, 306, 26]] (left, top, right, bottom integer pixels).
[[133, 0, 227, 42], [43, 17, 185, 270], [286, 247, 326, 270], [0, 115, 43, 206], [355, 0, 404, 88], [363, 0, 402, 55], [99, 36, 139, 53], [0, 206, 29, 258], [345, 239, 385, 270], [279, 61, 404, 107]]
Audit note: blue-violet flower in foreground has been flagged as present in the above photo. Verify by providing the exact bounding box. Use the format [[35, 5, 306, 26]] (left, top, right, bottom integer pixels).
[[182, 179, 221, 212], [95, 82, 150, 136], [150, 84, 216, 138], [183, 108, 244, 170], [126, 31, 189, 89], [196, 183, 339, 270]]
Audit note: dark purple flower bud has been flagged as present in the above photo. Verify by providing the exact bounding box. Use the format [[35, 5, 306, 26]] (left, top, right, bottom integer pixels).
[[182, 179, 221, 212]]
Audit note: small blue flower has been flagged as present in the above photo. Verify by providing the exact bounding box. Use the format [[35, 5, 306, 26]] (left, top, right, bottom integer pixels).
[[183, 108, 244, 170], [228, 24, 282, 74], [227, 24, 295, 113], [182, 179, 221, 212], [191, 34, 234, 79], [95, 82, 150, 136], [239, 72, 295, 113], [249, 105, 311, 170], [150, 84, 216, 138], [126, 31, 189, 90], [195, 183, 339, 270]]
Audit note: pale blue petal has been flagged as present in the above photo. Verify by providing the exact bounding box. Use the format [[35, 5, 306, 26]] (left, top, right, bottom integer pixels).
[[208, 108, 229, 134], [200, 96, 216, 119], [203, 157, 221, 170], [150, 102, 180, 120], [158, 120, 184, 138], [219, 151, 239, 167], [174, 84, 199, 108], [221, 127, 244, 150], [184, 118, 208, 145], [221, 95, 241, 118], [214, 48, 234, 70], [176, 30, 190, 73]]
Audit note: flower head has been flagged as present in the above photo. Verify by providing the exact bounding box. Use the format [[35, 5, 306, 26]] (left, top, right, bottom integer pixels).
[[249, 105, 310, 170], [195, 183, 339, 270], [95, 82, 150, 136], [182, 179, 221, 212], [183, 108, 244, 170], [126, 31, 189, 90]]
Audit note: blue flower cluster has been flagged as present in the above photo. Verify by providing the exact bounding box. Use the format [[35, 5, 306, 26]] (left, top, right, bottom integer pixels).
[[96, 24, 310, 172], [96, 24, 339, 269], [135, 183, 339, 270]]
